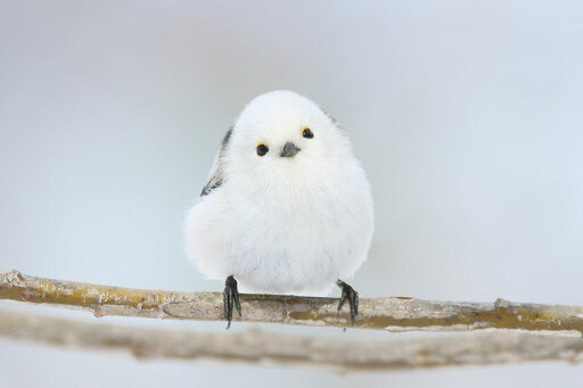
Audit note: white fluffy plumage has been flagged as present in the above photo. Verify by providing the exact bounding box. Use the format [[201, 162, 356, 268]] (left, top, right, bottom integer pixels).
[[185, 90, 374, 296]]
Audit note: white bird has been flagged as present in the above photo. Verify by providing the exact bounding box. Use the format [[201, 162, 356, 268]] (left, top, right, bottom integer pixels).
[[185, 90, 374, 327]]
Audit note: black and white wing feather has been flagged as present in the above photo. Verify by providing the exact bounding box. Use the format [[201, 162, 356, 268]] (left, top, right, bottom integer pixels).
[[200, 127, 233, 197]]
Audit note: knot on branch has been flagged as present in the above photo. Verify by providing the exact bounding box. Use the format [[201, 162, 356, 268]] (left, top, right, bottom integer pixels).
[[3, 270, 24, 287]]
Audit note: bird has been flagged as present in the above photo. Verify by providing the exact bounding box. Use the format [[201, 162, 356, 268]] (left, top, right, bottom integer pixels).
[[184, 90, 374, 328]]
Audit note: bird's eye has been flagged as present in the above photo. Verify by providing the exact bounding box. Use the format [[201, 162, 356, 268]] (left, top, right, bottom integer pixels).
[[256, 143, 269, 156], [302, 127, 314, 139]]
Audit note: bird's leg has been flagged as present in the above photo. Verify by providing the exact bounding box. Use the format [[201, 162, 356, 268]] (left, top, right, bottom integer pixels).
[[223, 275, 241, 329], [336, 280, 359, 327]]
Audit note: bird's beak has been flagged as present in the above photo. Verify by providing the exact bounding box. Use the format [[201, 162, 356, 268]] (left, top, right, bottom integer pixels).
[[280, 142, 300, 158]]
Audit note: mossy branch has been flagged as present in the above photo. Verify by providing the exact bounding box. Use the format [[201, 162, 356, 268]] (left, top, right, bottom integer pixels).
[[2, 270, 583, 334]]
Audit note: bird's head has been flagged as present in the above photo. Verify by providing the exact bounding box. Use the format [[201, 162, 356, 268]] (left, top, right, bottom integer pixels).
[[224, 91, 354, 189]]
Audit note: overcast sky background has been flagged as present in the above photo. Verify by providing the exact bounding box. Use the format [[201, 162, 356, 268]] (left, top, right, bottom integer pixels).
[[1, 1, 582, 387]]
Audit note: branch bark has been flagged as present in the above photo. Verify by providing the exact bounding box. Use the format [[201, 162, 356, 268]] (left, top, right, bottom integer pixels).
[[2, 270, 583, 334], [2, 310, 583, 372]]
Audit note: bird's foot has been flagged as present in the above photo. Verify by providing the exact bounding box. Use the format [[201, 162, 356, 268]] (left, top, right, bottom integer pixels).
[[223, 275, 241, 329], [336, 280, 359, 327]]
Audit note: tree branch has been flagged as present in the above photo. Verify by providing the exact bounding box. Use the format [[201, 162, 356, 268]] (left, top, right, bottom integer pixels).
[[1, 310, 583, 372], [2, 270, 583, 334], [3, 270, 583, 371]]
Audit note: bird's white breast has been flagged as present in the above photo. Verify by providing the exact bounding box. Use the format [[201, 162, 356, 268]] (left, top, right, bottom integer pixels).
[[185, 159, 374, 295]]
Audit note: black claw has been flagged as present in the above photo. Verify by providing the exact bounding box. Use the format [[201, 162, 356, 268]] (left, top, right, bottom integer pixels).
[[223, 275, 241, 329], [337, 280, 359, 328]]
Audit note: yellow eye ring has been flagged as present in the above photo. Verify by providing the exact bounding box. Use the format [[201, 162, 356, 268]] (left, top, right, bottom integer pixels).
[[302, 127, 314, 139], [256, 143, 269, 156]]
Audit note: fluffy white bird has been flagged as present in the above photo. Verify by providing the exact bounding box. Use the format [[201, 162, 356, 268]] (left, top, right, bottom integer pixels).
[[185, 90, 374, 327]]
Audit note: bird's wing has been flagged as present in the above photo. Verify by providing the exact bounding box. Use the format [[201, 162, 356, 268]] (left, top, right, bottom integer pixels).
[[200, 127, 233, 197]]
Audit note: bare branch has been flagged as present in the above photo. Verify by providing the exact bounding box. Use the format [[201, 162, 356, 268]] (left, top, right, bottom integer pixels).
[[1, 310, 583, 372], [2, 270, 583, 335]]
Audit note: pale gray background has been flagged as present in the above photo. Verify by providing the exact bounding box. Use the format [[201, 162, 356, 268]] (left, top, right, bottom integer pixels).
[[1, 1, 582, 387]]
